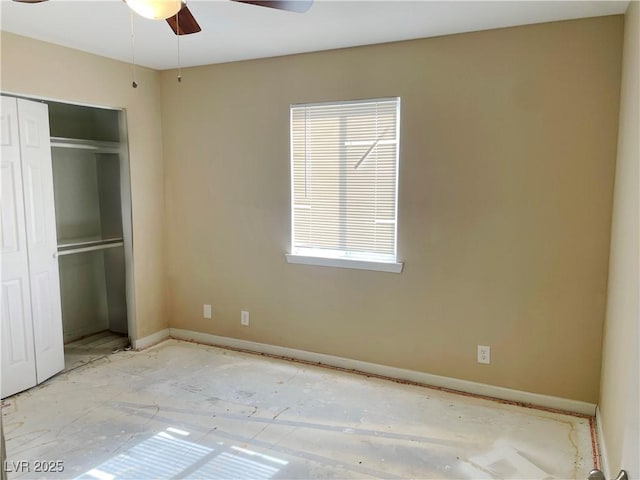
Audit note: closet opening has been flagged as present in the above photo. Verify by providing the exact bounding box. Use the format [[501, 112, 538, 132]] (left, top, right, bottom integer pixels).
[[46, 100, 135, 371]]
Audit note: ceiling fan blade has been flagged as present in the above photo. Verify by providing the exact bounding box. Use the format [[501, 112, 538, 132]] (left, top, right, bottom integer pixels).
[[166, 4, 201, 36], [232, 0, 313, 14]]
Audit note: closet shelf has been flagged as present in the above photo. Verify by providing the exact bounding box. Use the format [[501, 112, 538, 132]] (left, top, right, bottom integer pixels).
[[50, 137, 121, 154], [57, 237, 124, 256]]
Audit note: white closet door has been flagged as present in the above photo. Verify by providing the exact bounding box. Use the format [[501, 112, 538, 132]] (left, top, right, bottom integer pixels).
[[1, 96, 37, 398], [16, 98, 65, 384]]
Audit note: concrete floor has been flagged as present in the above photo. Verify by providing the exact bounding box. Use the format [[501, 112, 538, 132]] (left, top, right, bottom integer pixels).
[[64, 331, 130, 372], [2, 340, 594, 479]]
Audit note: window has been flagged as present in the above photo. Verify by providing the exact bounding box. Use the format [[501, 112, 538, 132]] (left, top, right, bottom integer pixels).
[[286, 98, 402, 273]]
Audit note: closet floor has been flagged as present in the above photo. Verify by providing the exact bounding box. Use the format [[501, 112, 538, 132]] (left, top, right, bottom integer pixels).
[[64, 331, 129, 372]]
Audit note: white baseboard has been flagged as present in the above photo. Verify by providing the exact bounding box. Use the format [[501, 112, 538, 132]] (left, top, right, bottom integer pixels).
[[169, 328, 597, 416], [595, 406, 610, 477], [133, 328, 170, 350]]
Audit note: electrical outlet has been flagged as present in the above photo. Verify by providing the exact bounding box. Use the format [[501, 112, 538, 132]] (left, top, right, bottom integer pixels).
[[241, 310, 249, 326], [203, 304, 212, 319], [477, 345, 490, 364]]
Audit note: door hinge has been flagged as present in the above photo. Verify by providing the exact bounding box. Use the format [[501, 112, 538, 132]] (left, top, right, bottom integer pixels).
[[589, 469, 629, 480]]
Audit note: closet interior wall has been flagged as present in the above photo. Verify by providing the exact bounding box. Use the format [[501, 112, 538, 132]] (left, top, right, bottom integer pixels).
[[47, 101, 130, 343]]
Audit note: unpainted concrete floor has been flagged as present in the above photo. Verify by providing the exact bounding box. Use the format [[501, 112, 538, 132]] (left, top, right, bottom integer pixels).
[[2, 340, 594, 479], [64, 331, 129, 372]]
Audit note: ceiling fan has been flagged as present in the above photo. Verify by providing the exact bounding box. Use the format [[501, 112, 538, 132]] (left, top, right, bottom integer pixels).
[[11, 0, 314, 36]]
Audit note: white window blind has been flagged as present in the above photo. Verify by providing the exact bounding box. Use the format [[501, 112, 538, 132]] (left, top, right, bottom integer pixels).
[[290, 98, 400, 264]]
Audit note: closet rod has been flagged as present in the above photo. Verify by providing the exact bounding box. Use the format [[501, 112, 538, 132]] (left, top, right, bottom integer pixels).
[[57, 242, 124, 256], [58, 237, 124, 249]]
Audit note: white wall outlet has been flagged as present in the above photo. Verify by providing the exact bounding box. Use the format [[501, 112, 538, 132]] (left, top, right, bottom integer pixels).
[[241, 310, 249, 326], [203, 304, 212, 319], [477, 345, 491, 364]]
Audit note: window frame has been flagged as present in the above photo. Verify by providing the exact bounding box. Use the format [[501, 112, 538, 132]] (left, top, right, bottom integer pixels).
[[286, 97, 403, 274]]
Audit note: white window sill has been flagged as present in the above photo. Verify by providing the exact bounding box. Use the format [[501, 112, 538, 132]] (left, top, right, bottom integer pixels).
[[285, 254, 403, 273]]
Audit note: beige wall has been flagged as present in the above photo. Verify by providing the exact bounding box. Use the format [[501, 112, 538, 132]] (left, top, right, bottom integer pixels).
[[0, 15, 626, 405], [161, 16, 623, 403], [599, 1, 640, 476], [1, 32, 168, 339]]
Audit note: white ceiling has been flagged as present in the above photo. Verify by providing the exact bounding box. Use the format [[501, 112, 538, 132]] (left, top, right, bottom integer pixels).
[[0, 0, 629, 70]]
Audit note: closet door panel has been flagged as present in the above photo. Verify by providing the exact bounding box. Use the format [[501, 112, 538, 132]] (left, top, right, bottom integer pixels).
[[0, 96, 37, 398], [23, 164, 48, 245], [31, 271, 57, 356], [1, 280, 36, 396], [16, 99, 65, 384], [1, 161, 22, 256]]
